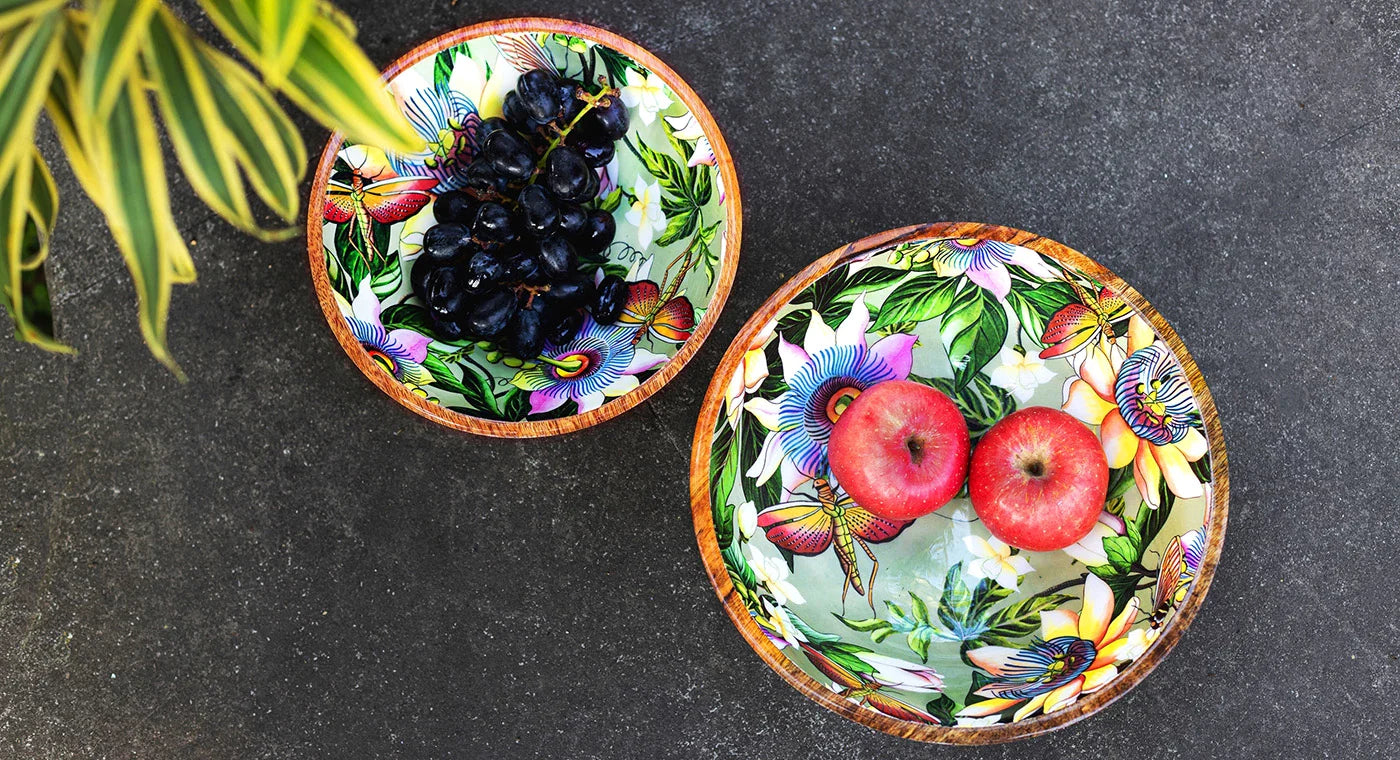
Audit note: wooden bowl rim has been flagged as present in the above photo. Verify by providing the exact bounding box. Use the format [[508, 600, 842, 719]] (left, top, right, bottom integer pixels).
[[687, 221, 1229, 744], [305, 17, 742, 437]]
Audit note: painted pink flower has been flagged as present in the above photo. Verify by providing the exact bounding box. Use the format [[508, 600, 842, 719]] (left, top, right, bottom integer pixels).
[[343, 279, 432, 388], [931, 238, 1059, 301], [509, 314, 666, 415]]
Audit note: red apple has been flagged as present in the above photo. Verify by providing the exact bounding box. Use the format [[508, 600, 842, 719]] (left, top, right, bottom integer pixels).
[[828, 380, 970, 521], [969, 406, 1108, 552]]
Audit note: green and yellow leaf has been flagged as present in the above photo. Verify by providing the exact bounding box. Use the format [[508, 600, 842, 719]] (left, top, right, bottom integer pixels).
[[196, 43, 306, 222], [0, 148, 70, 351], [0, 8, 63, 185], [45, 11, 102, 206], [88, 75, 193, 375], [78, 0, 158, 125], [0, 0, 63, 36], [256, 0, 314, 86], [280, 11, 418, 152], [141, 8, 295, 240]]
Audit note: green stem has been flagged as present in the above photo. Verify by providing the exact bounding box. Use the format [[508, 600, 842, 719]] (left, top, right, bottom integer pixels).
[[536, 354, 586, 373], [534, 86, 621, 176]]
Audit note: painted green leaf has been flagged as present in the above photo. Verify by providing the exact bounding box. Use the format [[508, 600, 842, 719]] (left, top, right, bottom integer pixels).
[[1134, 477, 1175, 548], [941, 285, 1009, 389], [984, 593, 1075, 643], [690, 163, 713, 206], [1102, 535, 1138, 574], [925, 694, 957, 727], [655, 207, 697, 247], [912, 373, 1015, 440], [333, 222, 371, 289], [834, 266, 907, 302], [720, 542, 756, 591], [1006, 279, 1077, 343], [421, 352, 497, 416], [908, 591, 931, 626], [633, 138, 689, 198], [871, 273, 959, 331], [432, 48, 453, 92], [379, 302, 434, 335], [368, 253, 401, 298], [835, 615, 893, 633], [596, 187, 622, 213]]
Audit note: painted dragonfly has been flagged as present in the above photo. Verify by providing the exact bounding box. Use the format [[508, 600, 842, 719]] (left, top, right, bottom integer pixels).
[[757, 477, 912, 612], [1148, 528, 1206, 628], [1038, 281, 1133, 359], [798, 642, 941, 724], [324, 154, 437, 264]]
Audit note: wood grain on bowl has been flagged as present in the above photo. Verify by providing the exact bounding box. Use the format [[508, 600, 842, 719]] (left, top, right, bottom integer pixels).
[[689, 222, 1228, 744], [306, 18, 741, 437]]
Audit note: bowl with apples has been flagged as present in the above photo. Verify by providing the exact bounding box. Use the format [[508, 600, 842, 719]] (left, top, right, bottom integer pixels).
[[690, 222, 1228, 743]]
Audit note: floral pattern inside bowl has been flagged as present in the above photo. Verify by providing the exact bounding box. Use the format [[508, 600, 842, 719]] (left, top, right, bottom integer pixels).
[[310, 21, 737, 435], [696, 225, 1224, 741]]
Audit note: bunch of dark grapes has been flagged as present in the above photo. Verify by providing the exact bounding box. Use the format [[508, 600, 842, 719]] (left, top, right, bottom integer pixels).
[[411, 68, 633, 359]]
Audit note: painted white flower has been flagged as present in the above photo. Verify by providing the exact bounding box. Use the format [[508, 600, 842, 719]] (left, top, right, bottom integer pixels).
[[724, 340, 771, 430], [745, 543, 805, 606], [989, 346, 1055, 402], [624, 179, 665, 250], [619, 67, 673, 125], [735, 500, 757, 540], [956, 715, 1002, 727], [1062, 511, 1126, 567], [663, 111, 716, 167], [856, 652, 944, 693], [962, 535, 1033, 591], [1122, 627, 1158, 661]]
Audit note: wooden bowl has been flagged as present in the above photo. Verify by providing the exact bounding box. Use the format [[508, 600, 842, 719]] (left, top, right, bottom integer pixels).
[[307, 19, 740, 436], [690, 222, 1228, 743]]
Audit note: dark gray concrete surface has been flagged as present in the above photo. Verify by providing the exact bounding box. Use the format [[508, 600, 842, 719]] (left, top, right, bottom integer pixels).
[[3, 0, 1398, 757]]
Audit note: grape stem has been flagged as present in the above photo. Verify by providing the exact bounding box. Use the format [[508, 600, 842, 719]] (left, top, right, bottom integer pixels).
[[532, 86, 621, 179]]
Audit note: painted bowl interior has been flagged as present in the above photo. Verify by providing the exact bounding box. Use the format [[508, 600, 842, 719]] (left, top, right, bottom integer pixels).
[[694, 225, 1225, 743], [310, 20, 738, 435]]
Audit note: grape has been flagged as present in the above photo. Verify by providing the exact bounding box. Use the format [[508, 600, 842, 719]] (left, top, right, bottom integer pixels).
[[433, 191, 478, 224], [421, 222, 473, 263], [577, 169, 600, 203], [478, 116, 510, 142], [580, 92, 629, 141], [543, 147, 593, 203], [557, 203, 587, 236], [505, 299, 547, 358], [466, 288, 517, 338], [574, 210, 616, 255], [482, 129, 535, 181], [547, 309, 584, 345], [427, 266, 475, 321], [544, 275, 593, 308], [472, 202, 518, 244], [502, 251, 547, 285], [517, 184, 560, 236], [466, 250, 506, 284], [536, 234, 576, 278], [463, 159, 510, 197], [591, 275, 628, 323], [503, 91, 540, 133], [517, 69, 563, 122], [575, 139, 614, 169], [557, 79, 584, 123], [410, 254, 440, 302], [432, 317, 469, 342]]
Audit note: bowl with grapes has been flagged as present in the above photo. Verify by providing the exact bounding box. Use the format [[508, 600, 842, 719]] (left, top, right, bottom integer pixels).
[[307, 18, 740, 436]]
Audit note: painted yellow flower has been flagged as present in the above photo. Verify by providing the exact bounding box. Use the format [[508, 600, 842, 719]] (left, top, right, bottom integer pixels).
[[957, 574, 1141, 722], [1062, 316, 1208, 507]]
